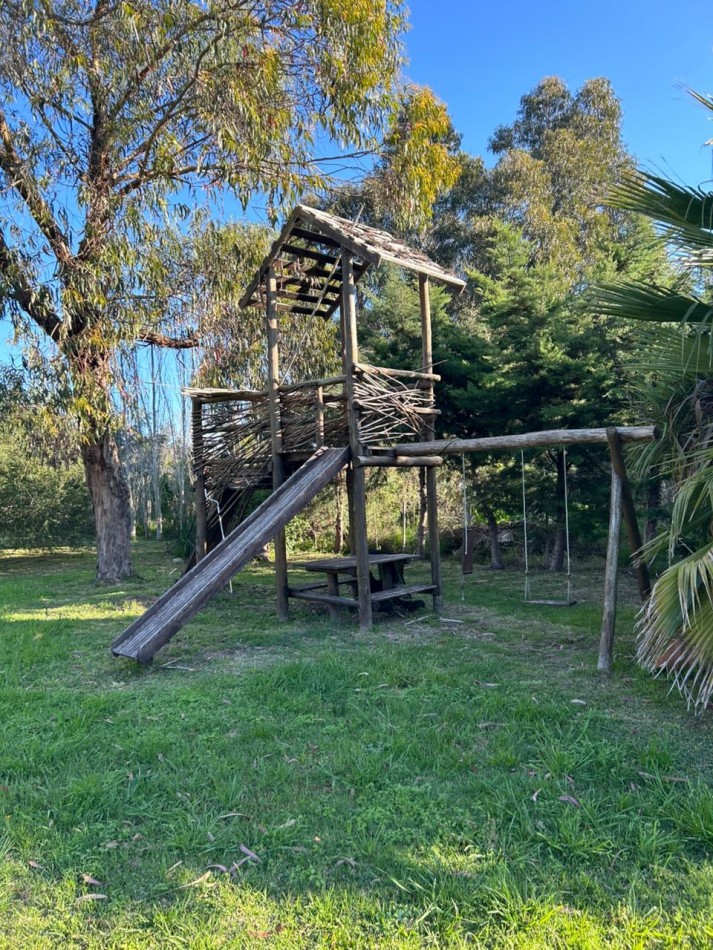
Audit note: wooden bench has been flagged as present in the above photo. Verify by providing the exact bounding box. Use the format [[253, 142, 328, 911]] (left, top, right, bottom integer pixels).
[[289, 553, 434, 618]]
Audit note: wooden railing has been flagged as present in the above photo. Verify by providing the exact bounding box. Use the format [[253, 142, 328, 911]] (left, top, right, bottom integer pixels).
[[352, 362, 439, 446]]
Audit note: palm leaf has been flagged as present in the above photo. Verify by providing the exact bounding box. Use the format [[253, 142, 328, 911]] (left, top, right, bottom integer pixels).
[[609, 171, 713, 252], [637, 543, 713, 712], [591, 280, 713, 326]]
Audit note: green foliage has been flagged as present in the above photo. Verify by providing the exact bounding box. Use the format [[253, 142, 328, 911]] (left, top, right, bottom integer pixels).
[[0, 432, 94, 549], [0, 364, 95, 548], [591, 131, 713, 711]]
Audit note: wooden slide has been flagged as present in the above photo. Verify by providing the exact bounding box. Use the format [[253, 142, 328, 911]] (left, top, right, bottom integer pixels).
[[112, 446, 350, 664]]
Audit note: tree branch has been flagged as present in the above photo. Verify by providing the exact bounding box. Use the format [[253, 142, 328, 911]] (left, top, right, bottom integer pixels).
[[136, 329, 199, 349], [0, 226, 63, 340], [0, 109, 73, 267]]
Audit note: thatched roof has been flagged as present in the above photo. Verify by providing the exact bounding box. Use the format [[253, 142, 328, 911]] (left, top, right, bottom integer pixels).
[[239, 204, 465, 319]]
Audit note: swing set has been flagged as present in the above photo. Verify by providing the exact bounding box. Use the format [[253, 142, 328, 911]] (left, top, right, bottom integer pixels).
[[520, 447, 576, 607], [441, 427, 654, 670]]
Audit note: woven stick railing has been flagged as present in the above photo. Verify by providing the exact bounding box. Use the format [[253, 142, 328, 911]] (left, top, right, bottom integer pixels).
[[353, 365, 433, 445]]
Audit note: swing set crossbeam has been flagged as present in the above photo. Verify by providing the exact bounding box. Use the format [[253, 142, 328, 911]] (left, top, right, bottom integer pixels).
[[391, 425, 657, 457]]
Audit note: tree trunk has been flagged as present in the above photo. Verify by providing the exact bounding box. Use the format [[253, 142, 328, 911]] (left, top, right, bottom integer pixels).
[[415, 467, 427, 558], [484, 504, 505, 570], [549, 449, 566, 572], [82, 432, 134, 581]]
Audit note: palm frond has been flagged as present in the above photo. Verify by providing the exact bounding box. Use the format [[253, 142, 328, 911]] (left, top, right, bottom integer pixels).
[[637, 543, 713, 712], [609, 171, 713, 252], [591, 280, 713, 326]]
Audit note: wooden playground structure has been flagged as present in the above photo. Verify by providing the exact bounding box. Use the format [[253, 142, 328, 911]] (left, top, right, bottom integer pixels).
[[112, 205, 657, 669]]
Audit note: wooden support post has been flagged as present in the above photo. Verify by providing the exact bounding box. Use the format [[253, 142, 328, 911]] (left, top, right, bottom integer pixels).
[[266, 266, 289, 621], [191, 398, 208, 563], [606, 427, 651, 601], [598, 464, 623, 673], [315, 385, 325, 448], [419, 274, 442, 612], [342, 248, 372, 631]]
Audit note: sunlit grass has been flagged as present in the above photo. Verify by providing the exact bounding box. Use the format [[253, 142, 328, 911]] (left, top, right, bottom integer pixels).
[[0, 541, 712, 947]]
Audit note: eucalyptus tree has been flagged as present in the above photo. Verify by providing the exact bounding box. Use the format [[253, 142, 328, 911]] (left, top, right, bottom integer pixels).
[[0, 0, 457, 580]]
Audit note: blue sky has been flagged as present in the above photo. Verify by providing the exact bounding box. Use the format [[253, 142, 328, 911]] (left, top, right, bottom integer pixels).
[[405, 0, 713, 185]]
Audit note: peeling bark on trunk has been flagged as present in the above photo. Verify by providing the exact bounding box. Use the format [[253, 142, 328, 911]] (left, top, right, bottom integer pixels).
[[82, 433, 134, 581]]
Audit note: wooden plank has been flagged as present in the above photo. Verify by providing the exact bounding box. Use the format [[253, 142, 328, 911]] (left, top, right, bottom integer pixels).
[[290, 226, 343, 249], [185, 387, 268, 403], [392, 426, 659, 456], [275, 302, 331, 317], [266, 266, 289, 622], [294, 553, 417, 571], [283, 243, 339, 266], [598, 466, 623, 673], [277, 288, 339, 305], [290, 590, 358, 608], [371, 584, 436, 603], [112, 447, 351, 662], [287, 582, 329, 593], [606, 427, 652, 601]]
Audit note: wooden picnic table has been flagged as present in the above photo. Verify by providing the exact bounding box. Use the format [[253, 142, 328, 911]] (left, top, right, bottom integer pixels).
[[289, 553, 434, 618]]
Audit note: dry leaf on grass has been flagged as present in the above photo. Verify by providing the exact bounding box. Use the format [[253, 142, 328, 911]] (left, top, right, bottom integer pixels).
[[239, 844, 261, 862], [558, 795, 581, 807], [80, 874, 103, 886]]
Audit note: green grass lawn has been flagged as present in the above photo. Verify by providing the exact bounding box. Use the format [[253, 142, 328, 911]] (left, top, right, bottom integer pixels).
[[1, 543, 712, 948]]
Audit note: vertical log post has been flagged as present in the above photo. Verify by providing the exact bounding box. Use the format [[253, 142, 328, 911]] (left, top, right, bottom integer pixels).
[[192, 398, 208, 564], [598, 461, 623, 673], [606, 427, 651, 601], [342, 248, 372, 630], [315, 385, 325, 449], [266, 266, 289, 621], [419, 274, 442, 612]]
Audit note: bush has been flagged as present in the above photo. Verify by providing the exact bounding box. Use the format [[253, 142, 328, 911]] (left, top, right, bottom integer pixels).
[[0, 435, 95, 549]]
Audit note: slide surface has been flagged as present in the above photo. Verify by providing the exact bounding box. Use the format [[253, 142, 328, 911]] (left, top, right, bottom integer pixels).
[[112, 446, 350, 663]]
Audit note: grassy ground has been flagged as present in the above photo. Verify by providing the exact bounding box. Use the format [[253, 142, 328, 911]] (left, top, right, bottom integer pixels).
[[1, 542, 712, 948]]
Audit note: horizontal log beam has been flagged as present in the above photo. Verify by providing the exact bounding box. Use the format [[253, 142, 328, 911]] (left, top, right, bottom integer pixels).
[[354, 455, 443, 468], [354, 361, 441, 382], [391, 426, 659, 457]]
